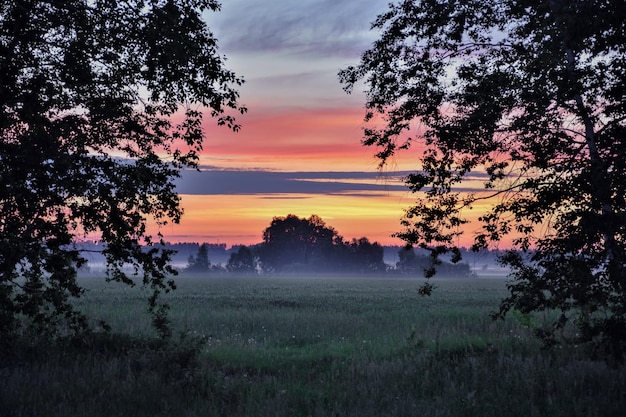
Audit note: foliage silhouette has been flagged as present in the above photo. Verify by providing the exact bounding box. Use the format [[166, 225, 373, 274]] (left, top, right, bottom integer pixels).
[[184, 244, 211, 273], [259, 214, 341, 272], [341, 0, 626, 355], [344, 237, 387, 273], [226, 246, 257, 274], [258, 214, 387, 273], [0, 1, 245, 341], [396, 246, 473, 278]]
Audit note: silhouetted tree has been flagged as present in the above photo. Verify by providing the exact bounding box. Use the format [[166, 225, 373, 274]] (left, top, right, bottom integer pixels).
[[0, 1, 245, 341], [259, 214, 341, 272], [396, 247, 428, 275], [345, 237, 387, 273], [227, 246, 257, 274], [341, 0, 626, 354], [258, 215, 390, 274], [185, 244, 211, 273], [397, 246, 473, 278]]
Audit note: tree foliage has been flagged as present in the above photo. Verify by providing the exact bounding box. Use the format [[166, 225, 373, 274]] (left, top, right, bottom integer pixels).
[[343, 237, 387, 273], [0, 1, 245, 340], [258, 214, 387, 273], [184, 243, 211, 273], [396, 246, 472, 278], [259, 214, 340, 272], [226, 246, 257, 274], [340, 0, 626, 353]]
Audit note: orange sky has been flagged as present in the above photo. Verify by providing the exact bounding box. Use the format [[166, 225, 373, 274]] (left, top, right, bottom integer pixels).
[[168, 192, 409, 246], [198, 106, 380, 172], [162, 190, 498, 248], [164, 104, 420, 247], [152, 1, 504, 249]]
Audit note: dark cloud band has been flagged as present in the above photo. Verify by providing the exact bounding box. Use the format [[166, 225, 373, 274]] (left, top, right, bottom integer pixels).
[[175, 169, 488, 196], [175, 169, 407, 195]]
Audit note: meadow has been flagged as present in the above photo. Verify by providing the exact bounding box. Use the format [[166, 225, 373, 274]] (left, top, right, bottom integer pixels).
[[2, 274, 625, 417]]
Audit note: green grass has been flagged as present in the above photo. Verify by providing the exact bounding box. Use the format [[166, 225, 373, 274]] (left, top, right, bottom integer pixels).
[[2, 275, 625, 416]]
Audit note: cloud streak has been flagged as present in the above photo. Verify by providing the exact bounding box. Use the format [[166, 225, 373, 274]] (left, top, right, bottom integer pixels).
[[175, 168, 493, 196], [175, 169, 409, 195], [207, 0, 388, 58], [202, 0, 390, 114]]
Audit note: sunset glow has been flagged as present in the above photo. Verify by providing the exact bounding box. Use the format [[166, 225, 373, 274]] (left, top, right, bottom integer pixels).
[[199, 106, 379, 172], [152, 0, 500, 249], [166, 192, 412, 246]]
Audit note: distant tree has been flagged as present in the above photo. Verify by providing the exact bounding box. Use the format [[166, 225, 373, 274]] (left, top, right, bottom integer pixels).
[[0, 1, 245, 341], [346, 237, 387, 273], [227, 246, 257, 274], [185, 244, 211, 273], [259, 214, 341, 272], [396, 247, 428, 275], [258, 215, 389, 274], [341, 0, 626, 353], [396, 246, 472, 278]]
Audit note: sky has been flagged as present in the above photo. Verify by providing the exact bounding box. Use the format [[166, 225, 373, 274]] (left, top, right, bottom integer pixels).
[[161, 0, 474, 248], [153, 0, 416, 247]]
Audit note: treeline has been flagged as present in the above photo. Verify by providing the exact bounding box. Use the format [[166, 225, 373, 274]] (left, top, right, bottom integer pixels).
[[184, 214, 475, 277]]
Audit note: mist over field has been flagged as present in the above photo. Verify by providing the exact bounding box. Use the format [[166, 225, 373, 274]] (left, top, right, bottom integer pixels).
[[74, 240, 509, 278]]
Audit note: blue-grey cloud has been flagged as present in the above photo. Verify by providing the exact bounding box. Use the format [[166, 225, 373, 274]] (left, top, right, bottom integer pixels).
[[174, 169, 410, 195], [175, 167, 497, 196]]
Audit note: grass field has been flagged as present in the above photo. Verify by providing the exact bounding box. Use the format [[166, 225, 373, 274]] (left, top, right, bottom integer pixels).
[[2, 274, 625, 416]]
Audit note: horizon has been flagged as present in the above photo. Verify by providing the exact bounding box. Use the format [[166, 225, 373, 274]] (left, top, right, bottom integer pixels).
[[164, 0, 407, 248], [150, 1, 501, 249]]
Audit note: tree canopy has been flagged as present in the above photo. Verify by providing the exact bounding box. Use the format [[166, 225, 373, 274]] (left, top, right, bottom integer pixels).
[[258, 214, 387, 273], [226, 246, 257, 274], [259, 214, 340, 272], [343, 237, 387, 273], [340, 0, 626, 353], [0, 0, 245, 340], [185, 243, 211, 273]]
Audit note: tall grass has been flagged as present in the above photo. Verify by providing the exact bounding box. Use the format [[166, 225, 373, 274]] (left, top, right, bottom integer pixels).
[[1, 275, 624, 416]]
